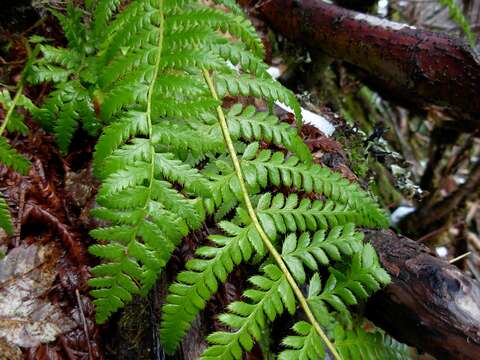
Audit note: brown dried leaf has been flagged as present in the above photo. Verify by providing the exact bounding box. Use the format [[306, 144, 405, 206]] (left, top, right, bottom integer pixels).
[[0, 244, 76, 348]]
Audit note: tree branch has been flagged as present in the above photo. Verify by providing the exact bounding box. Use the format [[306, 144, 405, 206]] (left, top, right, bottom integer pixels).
[[365, 229, 480, 360], [257, 0, 480, 132]]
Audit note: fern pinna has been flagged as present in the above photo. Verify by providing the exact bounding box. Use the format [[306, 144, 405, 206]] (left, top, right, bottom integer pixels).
[[0, 49, 39, 234], [20, 0, 400, 358]]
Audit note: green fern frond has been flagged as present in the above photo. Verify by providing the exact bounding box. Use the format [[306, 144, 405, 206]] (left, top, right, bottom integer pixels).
[[215, 74, 302, 125], [55, 101, 80, 153], [239, 145, 388, 227], [167, 7, 264, 58], [334, 323, 410, 360], [0, 137, 30, 175], [225, 105, 311, 162], [0, 89, 35, 135], [307, 244, 390, 314], [211, 0, 245, 16], [256, 193, 369, 237], [160, 220, 259, 354], [440, 0, 476, 46], [278, 321, 325, 360], [200, 264, 295, 360], [51, 4, 86, 52], [152, 121, 225, 160], [282, 224, 363, 284], [94, 0, 123, 40], [38, 44, 82, 69], [0, 194, 14, 236], [28, 64, 72, 84]]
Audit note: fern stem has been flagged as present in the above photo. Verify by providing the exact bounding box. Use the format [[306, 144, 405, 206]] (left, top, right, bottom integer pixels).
[[0, 84, 24, 136], [0, 45, 39, 136], [139, 0, 164, 234], [145, 0, 165, 178], [202, 68, 342, 360]]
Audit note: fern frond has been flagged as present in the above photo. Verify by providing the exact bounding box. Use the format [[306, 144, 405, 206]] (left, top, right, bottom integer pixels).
[[281, 224, 363, 284], [51, 4, 86, 52], [211, 0, 245, 16], [0, 137, 30, 175], [256, 193, 366, 237], [152, 121, 225, 160], [93, 111, 149, 175], [225, 105, 311, 162], [55, 101, 79, 153], [215, 74, 302, 125], [28, 64, 72, 84], [94, 0, 123, 40], [201, 264, 295, 359], [239, 145, 388, 227], [154, 153, 211, 196], [167, 7, 264, 58], [160, 220, 259, 353], [53, 0, 394, 349], [334, 323, 410, 360], [38, 44, 82, 69], [0, 194, 14, 236], [307, 244, 390, 314], [0, 89, 34, 135], [278, 321, 325, 360], [440, 0, 476, 46]]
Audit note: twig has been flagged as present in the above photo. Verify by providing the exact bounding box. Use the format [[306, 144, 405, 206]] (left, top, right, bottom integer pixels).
[[14, 184, 26, 247], [76, 289, 94, 360], [449, 251, 471, 264]]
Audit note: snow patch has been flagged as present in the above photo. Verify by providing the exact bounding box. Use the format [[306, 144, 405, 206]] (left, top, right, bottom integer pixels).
[[267, 66, 336, 136], [390, 205, 415, 225], [267, 66, 282, 79], [435, 246, 448, 258], [275, 101, 336, 137], [354, 13, 416, 31]]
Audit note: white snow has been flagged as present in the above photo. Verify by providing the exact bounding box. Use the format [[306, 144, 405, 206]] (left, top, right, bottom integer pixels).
[[267, 66, 336, 137], [390, 205, 416, 225], [354, 13, 416, 31], [436, 246, 448, 257]]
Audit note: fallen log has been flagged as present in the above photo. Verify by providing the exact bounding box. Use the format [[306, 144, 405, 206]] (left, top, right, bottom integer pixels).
[[365, 229, 480, 360], [257, 0, 480, 132]]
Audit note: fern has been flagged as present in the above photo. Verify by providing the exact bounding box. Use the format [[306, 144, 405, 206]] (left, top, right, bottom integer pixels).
[[27, 4, 99, 152], [20, 0, 398, 358], [0, 194, 13, 236], [207, 229, 390, 359], [0, 52, 37, 234], [279, 320, 410, 360], [201, 263, 294, 359], [440, 0, 476, 46], [334, 324, 410, 359]]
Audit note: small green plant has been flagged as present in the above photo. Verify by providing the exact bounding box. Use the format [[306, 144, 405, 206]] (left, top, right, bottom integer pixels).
[[440, 0, 476, 46], [0, 47, 39, 234], [0, 0, 410, 358]]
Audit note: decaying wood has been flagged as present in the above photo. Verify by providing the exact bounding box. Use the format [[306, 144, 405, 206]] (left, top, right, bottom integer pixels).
[[256, 0, 480, 132], [365, 229, 480, 360]]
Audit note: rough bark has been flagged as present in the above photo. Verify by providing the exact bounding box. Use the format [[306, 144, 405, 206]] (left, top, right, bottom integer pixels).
[[257, 0, 480, 132], [365, 229, 480, 360]]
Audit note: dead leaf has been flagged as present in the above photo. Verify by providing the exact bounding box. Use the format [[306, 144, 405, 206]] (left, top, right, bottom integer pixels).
[[0, 244, 76, 348]]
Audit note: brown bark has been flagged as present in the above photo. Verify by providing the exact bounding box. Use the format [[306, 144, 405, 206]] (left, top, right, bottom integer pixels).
[[257, 0, 480, 132], [365, 229, 480, 360]]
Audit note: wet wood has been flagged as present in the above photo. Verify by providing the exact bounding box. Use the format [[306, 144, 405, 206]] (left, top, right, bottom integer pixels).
[[257, 0, 480, 132], [365, 229, 480, 360]]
